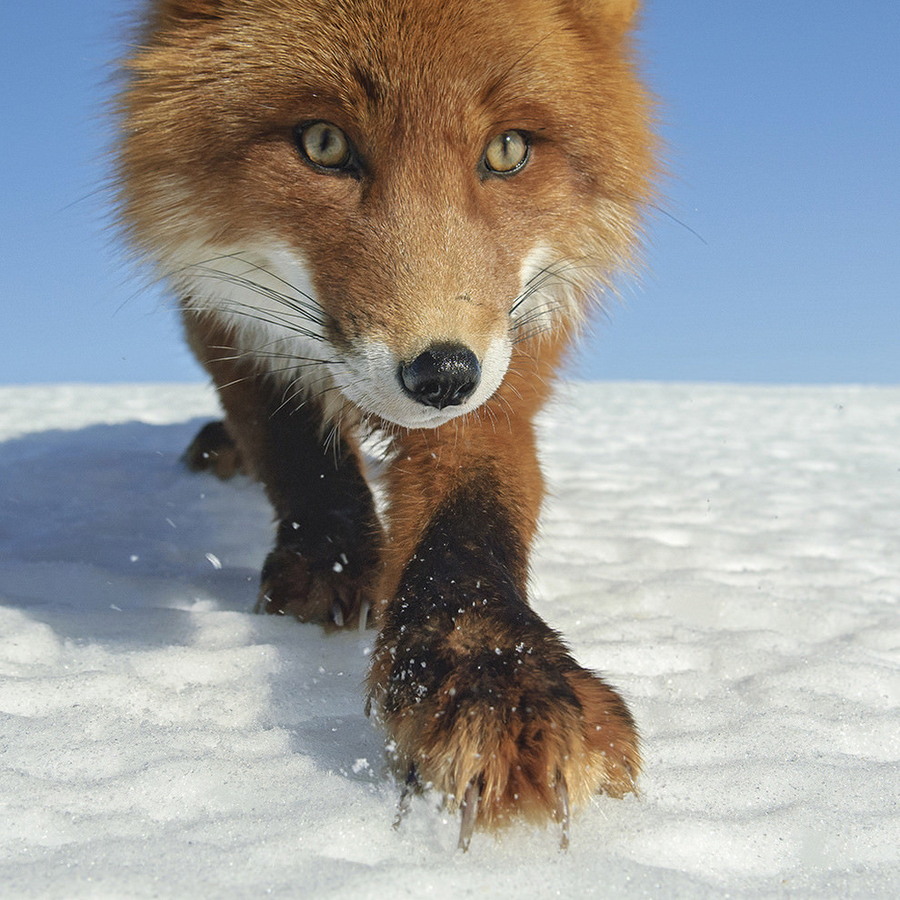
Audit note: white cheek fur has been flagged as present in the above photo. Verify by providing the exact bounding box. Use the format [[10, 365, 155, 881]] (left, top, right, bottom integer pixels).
[[177, 246, 322, 340], [173, 244, 335, 372], [515, 244, 588, 336]]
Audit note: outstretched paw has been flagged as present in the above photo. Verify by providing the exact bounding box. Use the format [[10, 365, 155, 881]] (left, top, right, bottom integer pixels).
[[370, 608, 640, 845]]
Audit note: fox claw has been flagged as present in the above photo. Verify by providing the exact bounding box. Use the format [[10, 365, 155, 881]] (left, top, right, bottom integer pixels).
[[393, 764, 419, 831], [394, 769, 572, 851], [457, 780, 481, 852], [256, 546, 376, 629], [358, 600, 370, 633], [554, 775, 571, 851]]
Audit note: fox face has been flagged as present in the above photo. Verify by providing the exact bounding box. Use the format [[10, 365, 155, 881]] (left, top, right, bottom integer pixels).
[[120, 0, 653, 427]]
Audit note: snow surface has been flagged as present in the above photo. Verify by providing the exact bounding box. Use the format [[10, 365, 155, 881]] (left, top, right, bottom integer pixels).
[[1, 381, 898, 898]]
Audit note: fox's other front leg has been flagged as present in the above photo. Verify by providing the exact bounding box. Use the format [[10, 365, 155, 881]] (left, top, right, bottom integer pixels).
[[186, 319, 383, 628], [368, 420, 640, 841], [246, 397, 381, 627]]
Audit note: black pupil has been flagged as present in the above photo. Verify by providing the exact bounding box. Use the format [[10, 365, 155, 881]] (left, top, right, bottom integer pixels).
[[305, 124, 345, 166], [492, 132, 525, 171], [318, 129, 338, 157]]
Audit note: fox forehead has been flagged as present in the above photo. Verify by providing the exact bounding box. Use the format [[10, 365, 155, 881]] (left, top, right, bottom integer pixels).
[[139, 0, 623, 132]]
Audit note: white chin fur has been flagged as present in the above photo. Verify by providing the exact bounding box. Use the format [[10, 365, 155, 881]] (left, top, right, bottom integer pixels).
[[333, 338, 512, 429]]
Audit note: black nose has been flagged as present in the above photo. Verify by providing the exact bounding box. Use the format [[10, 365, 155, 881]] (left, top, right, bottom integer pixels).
[[399, 343, 481, 410]]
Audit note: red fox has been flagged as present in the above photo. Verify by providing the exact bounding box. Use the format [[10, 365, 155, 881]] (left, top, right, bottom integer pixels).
[[118, 0, 655, 847]]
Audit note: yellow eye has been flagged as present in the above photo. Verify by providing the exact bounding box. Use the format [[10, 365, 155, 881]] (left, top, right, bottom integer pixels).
[[296, 121, 352, 170], [483, 130, 530, 175]]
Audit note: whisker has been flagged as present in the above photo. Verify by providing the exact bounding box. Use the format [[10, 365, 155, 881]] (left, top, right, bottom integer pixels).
[[271, 381, 311, 418], [512, 324, 554, 346], [190, 278, 327, 330], [182, 258, 328, 326], [207, 349, 339, 369], [510, 256, 608, 315], [188, 300, 326, 343], [513, 300, 568, 330]]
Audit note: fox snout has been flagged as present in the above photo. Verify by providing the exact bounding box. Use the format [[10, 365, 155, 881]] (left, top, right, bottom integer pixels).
[[398, 344, 481, 411], [332, 327, 512, 430], [311, 237, 523, 428]]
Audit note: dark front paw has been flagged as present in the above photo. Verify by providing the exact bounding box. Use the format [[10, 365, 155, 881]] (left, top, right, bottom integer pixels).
[[256, 522, 380, 629], [369, 603, 640, 839]]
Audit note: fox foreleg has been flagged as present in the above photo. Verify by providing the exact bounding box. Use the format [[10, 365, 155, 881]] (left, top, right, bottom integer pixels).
[[368, 424, 640, 846]]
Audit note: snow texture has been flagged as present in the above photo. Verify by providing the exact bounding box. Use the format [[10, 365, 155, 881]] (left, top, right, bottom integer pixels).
[[1, 382, 898, 898]]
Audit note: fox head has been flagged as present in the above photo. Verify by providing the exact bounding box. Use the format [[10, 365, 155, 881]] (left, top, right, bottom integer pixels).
[[118, 0, 654, 428]]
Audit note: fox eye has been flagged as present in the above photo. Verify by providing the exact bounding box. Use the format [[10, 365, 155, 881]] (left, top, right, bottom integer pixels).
[[483, 130, 530, 175], [295, 121, 354, 171]]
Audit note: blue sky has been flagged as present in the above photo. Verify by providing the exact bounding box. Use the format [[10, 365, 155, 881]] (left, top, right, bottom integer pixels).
[[2, 1, 898, 385]]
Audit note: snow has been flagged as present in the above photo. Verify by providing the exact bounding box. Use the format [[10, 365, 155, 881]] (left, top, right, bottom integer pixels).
[[1, 381, 898, 898]]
